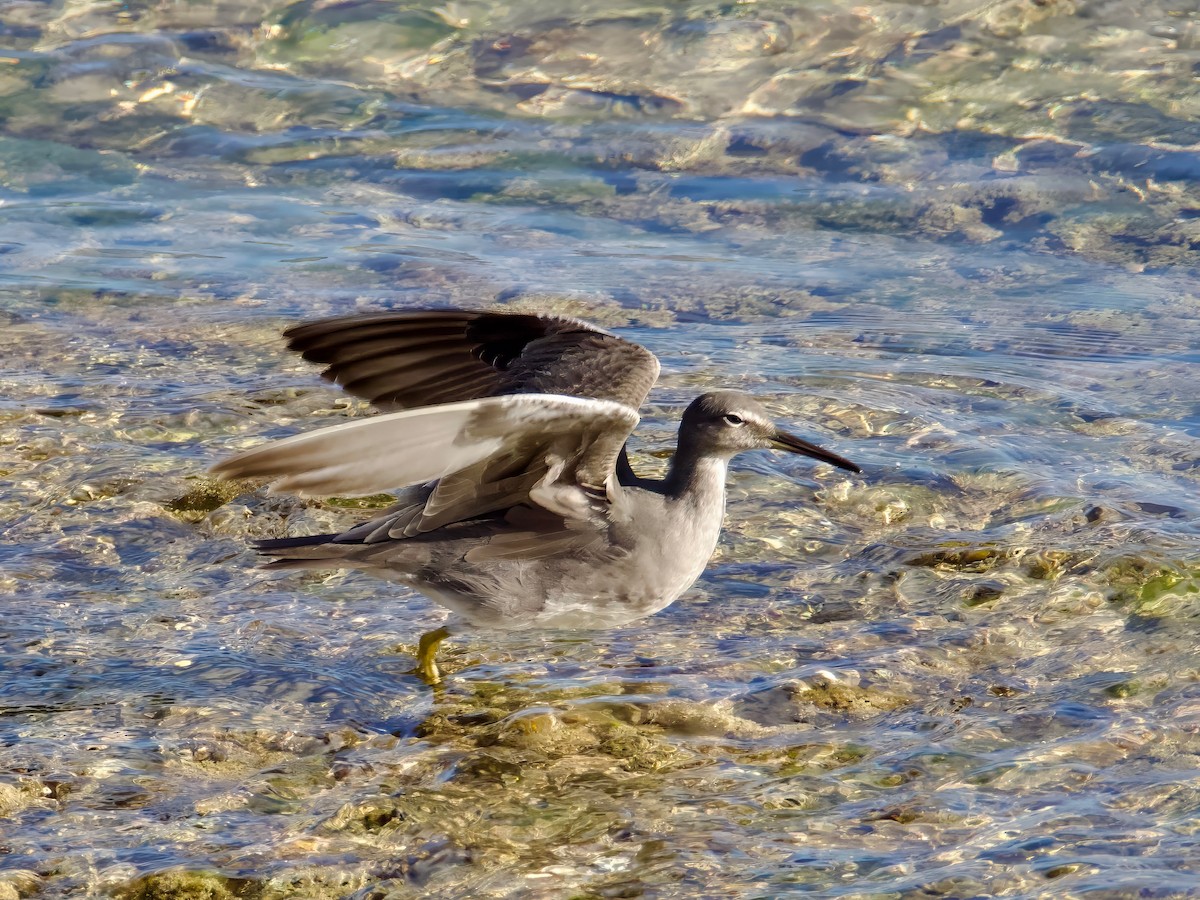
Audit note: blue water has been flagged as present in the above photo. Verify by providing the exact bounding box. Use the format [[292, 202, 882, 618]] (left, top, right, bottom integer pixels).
[[2, 1, 1200, 897]]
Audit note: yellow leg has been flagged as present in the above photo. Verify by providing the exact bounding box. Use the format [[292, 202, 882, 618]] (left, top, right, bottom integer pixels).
[[414, 626, 452, 684]]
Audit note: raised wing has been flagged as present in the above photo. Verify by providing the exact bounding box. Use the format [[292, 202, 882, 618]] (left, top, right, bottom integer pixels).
[[211, 393, 640, 532], [282, 309, 661, 411]]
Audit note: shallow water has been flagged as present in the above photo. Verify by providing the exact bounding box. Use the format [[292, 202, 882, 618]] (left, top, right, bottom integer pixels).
[[2, 1, 1200, 897]]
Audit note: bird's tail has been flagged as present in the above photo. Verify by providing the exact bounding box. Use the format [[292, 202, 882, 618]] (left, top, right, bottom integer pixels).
[[254, 534, 360, 571]]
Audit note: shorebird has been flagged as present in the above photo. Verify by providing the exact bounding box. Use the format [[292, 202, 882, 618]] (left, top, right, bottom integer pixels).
[[212, 309, 860, 682]]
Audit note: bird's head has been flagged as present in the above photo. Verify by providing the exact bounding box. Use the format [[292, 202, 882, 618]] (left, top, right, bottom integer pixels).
[[679, 391, 860, 472]]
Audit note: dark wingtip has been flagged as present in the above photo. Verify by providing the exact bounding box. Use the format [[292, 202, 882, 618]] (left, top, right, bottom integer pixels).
[[253, 534, 335, 553]]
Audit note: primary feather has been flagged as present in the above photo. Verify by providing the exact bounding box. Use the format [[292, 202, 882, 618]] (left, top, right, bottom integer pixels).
[[212, 392, 640, 518]]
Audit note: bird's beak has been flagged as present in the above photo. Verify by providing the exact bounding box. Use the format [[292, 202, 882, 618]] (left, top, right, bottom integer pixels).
[[770, 429, 861, 473]]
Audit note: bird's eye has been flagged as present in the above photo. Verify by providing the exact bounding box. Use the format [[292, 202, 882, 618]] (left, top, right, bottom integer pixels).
[[723, 413, 745, 427]]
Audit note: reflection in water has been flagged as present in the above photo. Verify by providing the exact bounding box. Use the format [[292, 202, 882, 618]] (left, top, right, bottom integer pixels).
[[1, 0, 1199, 896]]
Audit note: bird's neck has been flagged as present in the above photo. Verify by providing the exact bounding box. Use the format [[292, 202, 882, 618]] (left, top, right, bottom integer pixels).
[[665, 444, 729, 509]]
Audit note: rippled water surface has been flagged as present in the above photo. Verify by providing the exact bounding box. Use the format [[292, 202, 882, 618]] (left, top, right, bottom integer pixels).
[[3, 1, 1200, 897]]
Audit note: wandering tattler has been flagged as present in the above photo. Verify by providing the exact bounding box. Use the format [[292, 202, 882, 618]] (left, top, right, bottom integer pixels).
[[212, 309, 860, 682]]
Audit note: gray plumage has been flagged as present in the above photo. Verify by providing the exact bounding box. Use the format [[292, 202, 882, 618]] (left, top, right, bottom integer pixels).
[[212, 309, 860, 673]]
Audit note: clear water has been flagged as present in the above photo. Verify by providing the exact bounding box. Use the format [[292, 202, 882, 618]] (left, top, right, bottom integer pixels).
[[2, 1, 1200, 897]]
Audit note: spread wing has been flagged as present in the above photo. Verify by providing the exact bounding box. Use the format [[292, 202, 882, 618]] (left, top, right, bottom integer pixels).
[[211, 393, 640, 535], [215, 309, 661, 543], [282, 309, 661, 411]]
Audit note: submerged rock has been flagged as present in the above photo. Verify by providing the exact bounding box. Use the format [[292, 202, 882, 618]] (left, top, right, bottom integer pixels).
[[116, 870, 236, 900]]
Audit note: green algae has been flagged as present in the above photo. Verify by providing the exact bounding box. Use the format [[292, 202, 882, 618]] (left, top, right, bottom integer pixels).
[[165, 479, 248, 520], [414, 687, 686, 775], [0, 781, 48, 819], [739, 678, 913, 727], [1130, 568, 1200, 618], [266, 4, 460, 65], [0, 136, 139, 194], [117, 871, 237, 900], [792, 680, 911, 718], [906, 544, 1016, 573]]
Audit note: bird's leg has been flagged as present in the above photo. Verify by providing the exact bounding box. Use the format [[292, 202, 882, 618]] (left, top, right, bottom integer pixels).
[[413, 626, 452, 684]]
